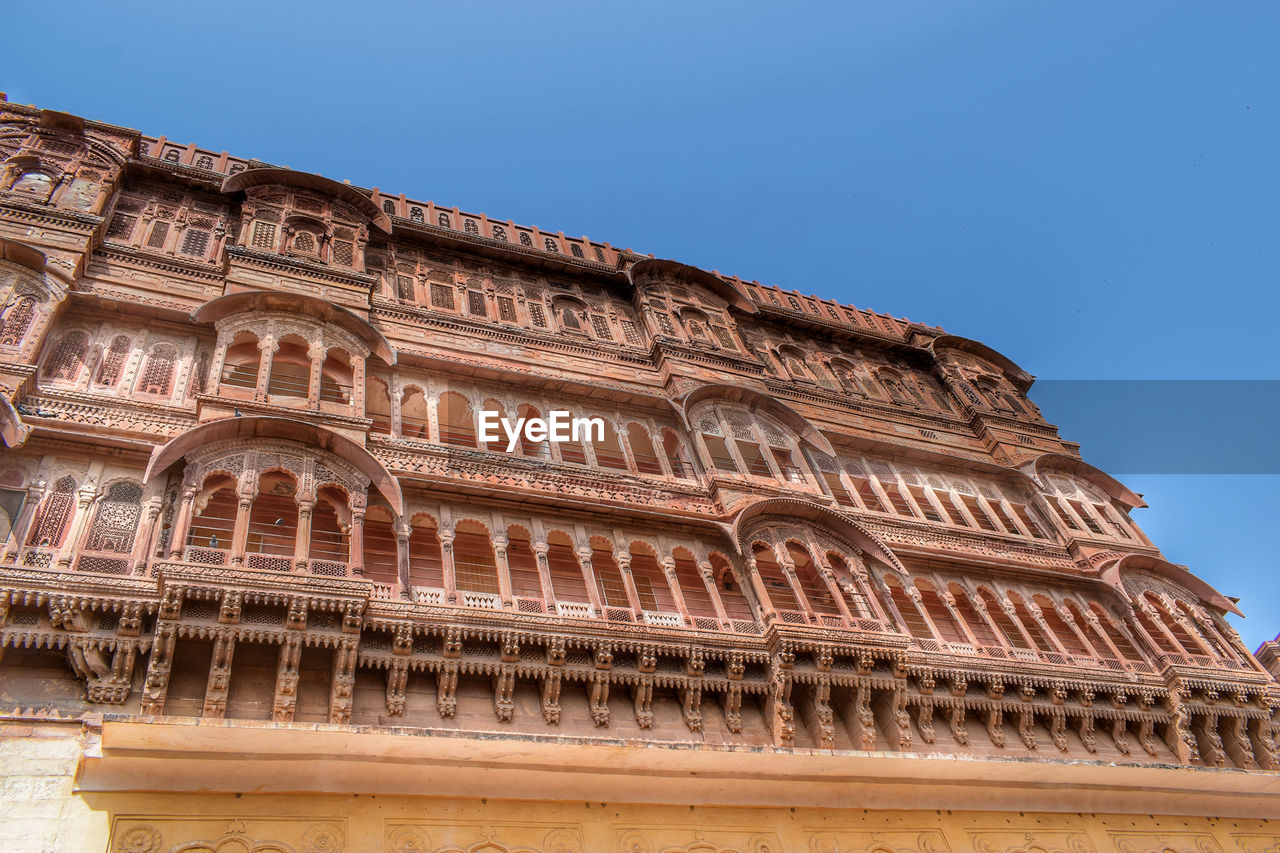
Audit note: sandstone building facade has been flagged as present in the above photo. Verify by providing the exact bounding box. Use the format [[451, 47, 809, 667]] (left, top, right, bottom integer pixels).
[[0, 99, 1276, 852]]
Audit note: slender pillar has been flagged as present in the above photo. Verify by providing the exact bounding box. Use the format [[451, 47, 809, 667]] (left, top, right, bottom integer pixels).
[[613, 551, 643, 613], [167, 486, 199, 560], [395, 521, 411, 598], [817, 563, 854, 625], [229, 495, 253, 566], [348, 509, 365, 577], [439, 528, 457, 603], [941, 591, 980, 645], [576, 546, 604, 613], [130, 497, 164, 574], [491, 534, 514, 608], [1057, 603, 1107, 659], [970, 594, 1013, 649], [697, 560, 731, 626], [254, 337, 277, 402], [743, 557, 777, 623], [659, 556, 692, 623], [293, 498, 314, 572], [57, 483, 99, 570], [306, 342, 324, 410], [531, 542, 555, 609], [775, 552, 814, 618], [350, 354, 366, 415]]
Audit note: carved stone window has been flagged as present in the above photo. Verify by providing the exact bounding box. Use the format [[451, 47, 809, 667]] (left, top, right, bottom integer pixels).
[[463, 218, 478, 235], [12, 171, 53, 194], [438, 212, 451, 228], [180, 228, 211, 258], [544, 237, 560, 253], [431, 283, 455, 311], [28, 475, 75, 547], [497, 295, 517, 323], [528, 302, 546, 327], [251, 221, 276, 249], [410, 207, 424, 223], [519, 232, 533, 247], [492, 224, 507, 241], [96, 336, 131, 385], [0, 296, 36, 347], [85, 481, 143, 554], [46, 330, 89, 382], [138, 343, 178, 396], [382, 199, 395, 215], [570, 244, 584, 258]]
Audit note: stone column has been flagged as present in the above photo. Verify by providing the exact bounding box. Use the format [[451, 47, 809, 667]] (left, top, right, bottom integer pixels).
[[491, 534, 514, 608], [293, 498, 314, 572], [306, 342, 325, 410], [1057, 603, 1106, 659], [817, 563, 854, 625], [229, 494, 254, 567], [350, 354, 366, 415], [970, 593, 1012, 648], [254, 336, 277, 402], [1081, 608, 1127, 660], [576, 546, 604, 613], [130, 496, 164, 574], [697, 561, 731, 626], [1001, 598, 1043, 652], [1026, 602, 1071, 655], [439, 527, 457, 603], [847, 553, 891, 624], [2, 480, 46, 562], [348, 498, 366, 578], [395, 521, 411, 598], [613, 551, 644, 613], [208, 334, 230, 395], [56, 481, 99, 569], [903, 584, 943, 641], [659, 556, 692, 623], [167, 485, 199, 560], [743, 557, 777, 623], [942, 591, 979, 645], [774, 547, 813, 618], [532, 541, 555, 610]]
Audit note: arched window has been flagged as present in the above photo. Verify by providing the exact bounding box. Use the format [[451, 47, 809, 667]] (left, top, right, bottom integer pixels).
[[382, 199, 396, 215], [948, 584, 997, 646], [883, 575, 933, 640], [1087, 602, 1144, 661], [592, 424, 629, 470], [1143, 592, 1205, 656], [28, 476, 77, 548], [661, 429, 694, 479], [915, 579, 966, 643], [545, 531, 589, 608], [1035, 594, 1089, 655], [246, 471, 299, 566], [95, 336, 132, 386], [977, 588, 1031, 650], [752, 543, 799, 612], [310, 486, 348, 568], [400, 386, 430, 440], [84, 481, 144, 554], [629, 545, 676, 614], [1064, 599, 1116, 660], [267, 336, 311, 399], [696, 413, 736, 473], [220, 332, 260, 391], [454, 520, 500, 597], [784, 542, 838, 616], [409, 207, 424, 223], [777, 347, 811, 381], [671, 548, 715, 621], [827, 553, 872, 617], [407, 515, 444, 589], [710, 553, 754, 621], [46, 330, 89, 382], [362, 506, 398, 588], [518, 404, 550, 459], [137, 343, 178, 396], [1, 296, 36, 346], [505, 526, 543, 601], [186, 476, 237, 553], [366, 377, 392, 435], [319, 350, 352, 405], [591, 545, 630, 610], [1007, 591, 1055, 654], [627, 423, 662, 475], [438, 391, 476, 447]]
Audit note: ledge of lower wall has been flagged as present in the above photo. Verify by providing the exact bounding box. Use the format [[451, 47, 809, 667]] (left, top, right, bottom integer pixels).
[[77, 716, 1280, 819]]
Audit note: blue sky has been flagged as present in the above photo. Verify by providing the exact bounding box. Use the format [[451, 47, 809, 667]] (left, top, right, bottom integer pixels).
[[3, 2, 1276, 646]]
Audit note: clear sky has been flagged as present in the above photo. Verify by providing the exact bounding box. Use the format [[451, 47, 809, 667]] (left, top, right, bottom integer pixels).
[[3, 2, 1276, 646]]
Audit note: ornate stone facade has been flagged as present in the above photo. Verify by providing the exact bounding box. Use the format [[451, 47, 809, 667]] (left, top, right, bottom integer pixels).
[[0, 99, 1276, 852]]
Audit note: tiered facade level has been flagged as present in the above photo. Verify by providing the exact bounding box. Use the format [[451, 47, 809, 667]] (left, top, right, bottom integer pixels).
[[0, 100, 1276, 853]]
